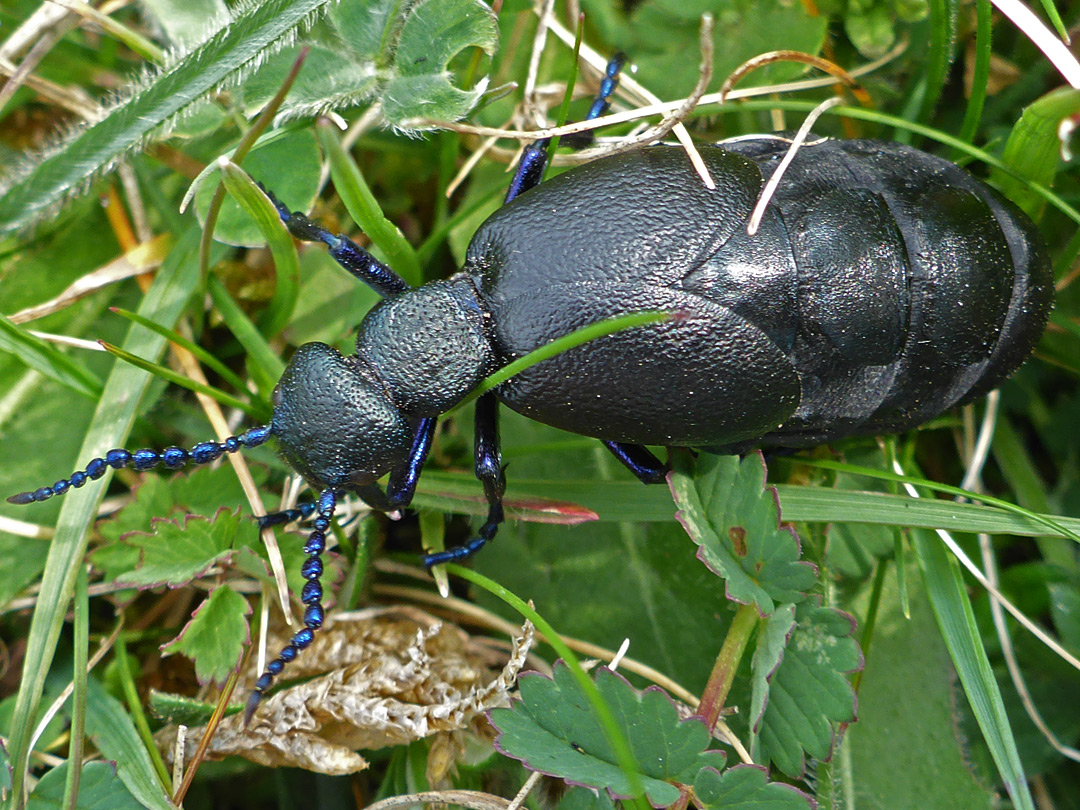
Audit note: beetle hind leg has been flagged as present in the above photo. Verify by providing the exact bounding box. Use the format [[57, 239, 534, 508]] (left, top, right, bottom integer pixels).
[[503, 52, 627, 204], [602, 441, 668, 484]]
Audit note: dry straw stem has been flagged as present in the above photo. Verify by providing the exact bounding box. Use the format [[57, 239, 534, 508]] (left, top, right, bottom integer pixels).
[[422, 38, 907, 164]]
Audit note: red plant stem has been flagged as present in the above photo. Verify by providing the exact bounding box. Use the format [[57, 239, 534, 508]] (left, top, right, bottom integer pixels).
[[696, 602, 759, 731]]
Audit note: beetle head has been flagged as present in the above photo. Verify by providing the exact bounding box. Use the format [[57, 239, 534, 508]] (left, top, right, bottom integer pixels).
[[271, 342, 412, 490]]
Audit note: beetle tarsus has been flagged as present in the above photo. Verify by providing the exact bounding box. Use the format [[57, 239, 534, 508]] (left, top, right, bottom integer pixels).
[[256, 501, 318, 529]]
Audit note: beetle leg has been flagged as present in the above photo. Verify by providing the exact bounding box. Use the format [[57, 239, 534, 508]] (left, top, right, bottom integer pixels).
[[258, 184, 410, 298], [256, 501, 317, 529], [601, 441, 668, 484], [245, 488, 336, 724], [423, 393, 504, 566], [503, 53, 626, 204], [385, 417, 438, 509]]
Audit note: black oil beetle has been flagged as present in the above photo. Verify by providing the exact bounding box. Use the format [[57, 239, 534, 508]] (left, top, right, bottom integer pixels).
[[8, 55, 1053, 717]]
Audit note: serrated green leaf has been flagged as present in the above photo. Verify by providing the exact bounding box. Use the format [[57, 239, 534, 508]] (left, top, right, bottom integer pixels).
[[749, 604, 796, 733], [751, 603, 862, 778], [557, 787, 618, 810], [693, 764, 812, 810], [0, 0, 336, 237], [669, 453, 816, 615], [26, 760, 146, 810], [490, 664, 726, 807], [112, 509, 239, 588], [161, 585, 251, 685]]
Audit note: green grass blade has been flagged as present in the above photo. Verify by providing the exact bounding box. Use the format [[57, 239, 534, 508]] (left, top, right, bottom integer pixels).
[[412, 471, 1080, 540], [217, 159, 301, 337], [0, 0, 335, 237], [458, 310, 674, 407], [911, 529, 1036, 810], [318, 123, 422, 286], [953, 0, 991, 155], [794, 458, 1080, 542], [918, 0, 959, 125], [206, 275, 285, 396], [100, 341, 265, 420], [0, 315, 103, 400], [109, 307, 252, 396], [6, 227, 202, 806]]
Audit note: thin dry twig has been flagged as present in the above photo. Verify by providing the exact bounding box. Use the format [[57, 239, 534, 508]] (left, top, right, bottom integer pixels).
[[374, 577, 700, 705], [889, 462, 1080, 673], [408, 38, 907, 150], [745, 96, 843, 236], [366, 790, 511, 810], [718, 49, 871, 106]]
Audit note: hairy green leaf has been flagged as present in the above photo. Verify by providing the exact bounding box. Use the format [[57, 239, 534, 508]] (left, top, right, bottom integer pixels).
[[0, 0, 336, 237], [490, 663, 726, 807]]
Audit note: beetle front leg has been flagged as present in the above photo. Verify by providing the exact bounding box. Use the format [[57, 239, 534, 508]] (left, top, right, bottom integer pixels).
[[386, 418, 437, 509], [260, 185, 410, 298], [423, 393, 504, 567], [601, 440, 668, 484]]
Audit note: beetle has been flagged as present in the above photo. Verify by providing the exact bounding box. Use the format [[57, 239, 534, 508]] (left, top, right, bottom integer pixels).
[[7, 73, 1053, 717]]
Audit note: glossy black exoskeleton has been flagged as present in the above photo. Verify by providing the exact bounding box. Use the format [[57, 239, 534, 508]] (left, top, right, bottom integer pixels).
[[8, 55, 1053, 717]]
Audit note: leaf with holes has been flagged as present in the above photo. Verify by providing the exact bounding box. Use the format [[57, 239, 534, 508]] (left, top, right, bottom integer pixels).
[[161, 585, 251, 685], [490, 663, 726, 807], [693, 764, 813, 809], [669, 452, 816, 615], [242, 0, 497, 126], [750, 602, 863, 777], [112, 509, 240, 589]]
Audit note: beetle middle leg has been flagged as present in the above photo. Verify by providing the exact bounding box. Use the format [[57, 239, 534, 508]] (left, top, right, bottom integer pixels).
[[423, 392, 505, 566]]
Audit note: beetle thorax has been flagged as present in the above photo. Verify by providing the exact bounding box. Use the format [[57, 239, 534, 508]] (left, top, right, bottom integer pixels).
[[356, 276, 496, 417]]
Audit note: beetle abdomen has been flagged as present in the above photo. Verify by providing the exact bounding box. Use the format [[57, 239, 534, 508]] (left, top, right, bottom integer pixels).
[[467, 140, 1052, 448], [721, 137, 1052, 445]]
